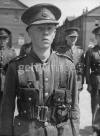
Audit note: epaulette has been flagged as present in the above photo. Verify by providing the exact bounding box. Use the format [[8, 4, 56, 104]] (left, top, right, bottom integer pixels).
[[55, 51, 73, 63], [9, 54, 27, 64]]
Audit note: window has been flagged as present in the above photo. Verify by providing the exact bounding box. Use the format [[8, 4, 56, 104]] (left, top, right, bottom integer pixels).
[[3, 0, 10, 5]]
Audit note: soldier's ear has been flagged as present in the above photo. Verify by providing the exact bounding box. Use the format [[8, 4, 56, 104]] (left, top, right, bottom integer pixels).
[[65, 36, 69, 41]]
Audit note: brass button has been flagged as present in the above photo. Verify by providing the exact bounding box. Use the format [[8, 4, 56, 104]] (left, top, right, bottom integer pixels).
[[58, 98, 61, 101], [28, 97, 32, 101], [24, 110, 26, 113], [45, 92, 48, 96], [45, 78, 48, 81], [18, 122, 21, 126]]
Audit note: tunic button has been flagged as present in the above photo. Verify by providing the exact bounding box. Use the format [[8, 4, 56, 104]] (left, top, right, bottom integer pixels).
[[18, 122, 21, 126], [45, 92, 48, 96], [45, 122, 48, 126], [45, 78, 48, 81], [58, 98, 61, 101], [28, 97, 32, 101], [24, 110, 26, 113]]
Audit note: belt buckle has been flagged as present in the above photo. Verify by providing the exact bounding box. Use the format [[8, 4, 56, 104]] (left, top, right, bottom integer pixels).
[[37, 106, 48, 122]]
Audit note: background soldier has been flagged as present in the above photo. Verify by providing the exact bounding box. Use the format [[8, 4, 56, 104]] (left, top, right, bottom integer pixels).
[[85, 25, 100, 136], [0, 28, 16, 104], [19, 42, 32, 56], [0, 3, 79, 136], [64, 27, 85, 101]]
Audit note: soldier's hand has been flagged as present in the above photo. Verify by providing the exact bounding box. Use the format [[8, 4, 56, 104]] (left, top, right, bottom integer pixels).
[[87, 84, 92, 93]]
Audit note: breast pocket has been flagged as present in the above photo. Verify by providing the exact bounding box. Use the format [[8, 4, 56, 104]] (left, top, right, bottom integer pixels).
[[18, 69, 37, 88]]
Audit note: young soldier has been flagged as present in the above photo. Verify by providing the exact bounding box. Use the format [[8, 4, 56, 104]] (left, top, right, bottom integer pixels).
[[0, 4, 79, 136], [65, 27, 85, 101]]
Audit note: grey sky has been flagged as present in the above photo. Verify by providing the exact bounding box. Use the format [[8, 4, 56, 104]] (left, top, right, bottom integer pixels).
[[20, 0, 100, 25]]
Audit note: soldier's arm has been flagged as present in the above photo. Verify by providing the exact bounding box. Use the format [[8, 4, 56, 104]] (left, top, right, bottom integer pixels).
[[81, 52, 85, 85], [85, 49, 92, 85], [0, 62, 17, 136]]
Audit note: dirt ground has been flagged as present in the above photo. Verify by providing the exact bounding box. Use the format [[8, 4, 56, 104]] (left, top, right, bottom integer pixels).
[[79, 84, 93, 136]]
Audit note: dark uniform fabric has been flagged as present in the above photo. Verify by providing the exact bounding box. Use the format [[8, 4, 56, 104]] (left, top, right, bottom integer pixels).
[[0, 28, 16, 105], [85, 45, 100, 132], [0, 50, 79, 136]]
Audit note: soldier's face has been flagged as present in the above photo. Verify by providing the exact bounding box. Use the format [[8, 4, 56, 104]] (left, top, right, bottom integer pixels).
[[65, 36, 78, 47], [0, 37, 9, 48], [68, 36, 77, 45], [28, 24, 56, 50]]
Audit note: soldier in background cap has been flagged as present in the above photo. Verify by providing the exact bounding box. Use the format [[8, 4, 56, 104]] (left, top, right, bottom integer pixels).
[[57, 27, 85, 102], [0, 28, 16, 105], [19, 42, 32, 56], [66, 27, 85, 101], [0, 4, 79, 136], [85, 25, 100, 136]]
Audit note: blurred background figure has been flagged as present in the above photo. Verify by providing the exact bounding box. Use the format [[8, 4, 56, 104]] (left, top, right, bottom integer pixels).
[[85, 25, 100, 136], [0, 28, 16, 104], [57, 27, 85, 102], [19, 42, 32, 56], [65, 27, 85, 101]]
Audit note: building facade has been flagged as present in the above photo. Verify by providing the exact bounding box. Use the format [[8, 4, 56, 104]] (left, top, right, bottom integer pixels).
[[54, 6, 100, 52], [0, 0, 29, 51], [1, 1, 100, 52]]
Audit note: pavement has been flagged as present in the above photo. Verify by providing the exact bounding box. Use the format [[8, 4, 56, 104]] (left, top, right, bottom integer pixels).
[[79, 84, 93, 136]]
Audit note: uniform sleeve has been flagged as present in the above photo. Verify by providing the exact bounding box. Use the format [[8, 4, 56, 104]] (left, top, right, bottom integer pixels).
[[79, 52, 85, 86], [0, 63, 17, 136], [85, 49, 92, 84], [66, 60, 80, 135]]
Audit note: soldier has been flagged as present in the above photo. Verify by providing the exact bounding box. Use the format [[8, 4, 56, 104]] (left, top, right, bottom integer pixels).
[[85, 25, 100, 136], [19, 42, 32, 56], [64, 27, 85, 101], [0, 28, 16, 104], [0, 3, 79, 136]]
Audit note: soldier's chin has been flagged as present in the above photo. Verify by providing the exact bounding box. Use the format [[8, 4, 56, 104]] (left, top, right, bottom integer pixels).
[[42, 43, 50, 48]]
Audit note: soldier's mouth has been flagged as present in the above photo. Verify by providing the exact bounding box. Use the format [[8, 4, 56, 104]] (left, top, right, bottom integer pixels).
[[42, 38, 49, 41]]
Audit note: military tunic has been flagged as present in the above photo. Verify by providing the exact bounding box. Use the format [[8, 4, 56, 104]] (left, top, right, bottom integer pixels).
[[85, 45, 100, 131], [0, 48, 16, 89], [56, 45, 84, 102], [0, 47, 16, 104], [0, 50, 79, 136], [71, 46, 85, 92]]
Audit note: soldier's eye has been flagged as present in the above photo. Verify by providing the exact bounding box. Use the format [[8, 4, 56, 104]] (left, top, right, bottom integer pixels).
[[47, 26, 52, 30], [37, 26, 44, 31]]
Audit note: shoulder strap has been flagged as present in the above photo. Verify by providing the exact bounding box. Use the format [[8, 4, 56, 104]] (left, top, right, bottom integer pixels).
[[55, 51, 73, 63]]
